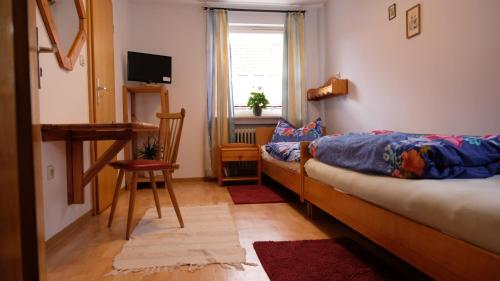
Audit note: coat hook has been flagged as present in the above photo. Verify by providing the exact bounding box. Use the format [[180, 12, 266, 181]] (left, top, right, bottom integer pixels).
[[38, 44, 56, 53]]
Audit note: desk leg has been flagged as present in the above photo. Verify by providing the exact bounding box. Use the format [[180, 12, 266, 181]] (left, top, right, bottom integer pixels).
[[66, 140, 84, 204], [82, 139, 129, 187], [66, 139, 129, 206]]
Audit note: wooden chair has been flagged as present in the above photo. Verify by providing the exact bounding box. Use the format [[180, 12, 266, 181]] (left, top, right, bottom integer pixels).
[[107, 109, 186, 239]]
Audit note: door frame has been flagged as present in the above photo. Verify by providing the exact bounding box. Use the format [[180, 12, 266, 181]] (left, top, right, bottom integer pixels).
[[86, 0, 117, 215], [86, 0, 98, 215], [0, 0, 46, 279]]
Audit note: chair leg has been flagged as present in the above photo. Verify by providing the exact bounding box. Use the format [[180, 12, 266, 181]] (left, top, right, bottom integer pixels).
[[149, 171, 162, 219], [108, 169, 124, 227], [163, 171, 184, 228], [126, 172, 138, 240]]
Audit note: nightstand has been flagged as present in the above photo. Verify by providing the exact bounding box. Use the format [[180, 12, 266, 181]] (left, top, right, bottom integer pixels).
[[216, 143, 261, 186]]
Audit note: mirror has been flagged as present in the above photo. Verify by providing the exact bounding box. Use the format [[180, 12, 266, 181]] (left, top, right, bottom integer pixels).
[[37, 0, 86, 70]]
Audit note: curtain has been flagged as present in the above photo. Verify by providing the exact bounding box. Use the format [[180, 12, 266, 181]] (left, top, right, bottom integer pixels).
[[205, 9, 234, 176], [282, 12, 306, 126]]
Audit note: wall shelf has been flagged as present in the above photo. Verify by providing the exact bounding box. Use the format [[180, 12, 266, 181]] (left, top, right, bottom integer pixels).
[[307, 77, 348, 101]]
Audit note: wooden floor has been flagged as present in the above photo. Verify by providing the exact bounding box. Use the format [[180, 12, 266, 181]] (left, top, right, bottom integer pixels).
[[46, 180, 428, 281]]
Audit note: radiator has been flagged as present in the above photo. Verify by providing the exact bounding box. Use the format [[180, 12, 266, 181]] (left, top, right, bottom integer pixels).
[[234, 128, 256, 144], [225, 127, 258, 178]]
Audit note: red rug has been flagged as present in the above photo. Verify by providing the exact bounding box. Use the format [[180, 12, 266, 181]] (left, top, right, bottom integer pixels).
[[253, 239, 403, 281], [227, 184, 288, 204]]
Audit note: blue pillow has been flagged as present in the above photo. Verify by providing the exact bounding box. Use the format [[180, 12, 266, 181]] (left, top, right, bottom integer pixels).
[[265, 142, 301, 162], [271, 118, 323, 142]]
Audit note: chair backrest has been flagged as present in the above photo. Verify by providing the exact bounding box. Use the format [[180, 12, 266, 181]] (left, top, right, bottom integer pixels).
[[156, 108, 186, 165]]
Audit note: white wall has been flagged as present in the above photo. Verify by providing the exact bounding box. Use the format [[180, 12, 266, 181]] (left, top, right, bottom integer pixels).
[[113, 0, 128, 125], [126, 2, 207, 178], [37, 8, 92, 240], [304, 7, 325, 121], [324, 0, 500, 135], [118, 4, 325, 179], [113, 0, 129, 161]]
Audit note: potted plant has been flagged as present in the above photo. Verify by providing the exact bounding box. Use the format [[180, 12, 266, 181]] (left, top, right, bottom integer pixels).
[[247, 91, 269, 117], [137, 137, 160, 179], [137, 136, 158, 160]]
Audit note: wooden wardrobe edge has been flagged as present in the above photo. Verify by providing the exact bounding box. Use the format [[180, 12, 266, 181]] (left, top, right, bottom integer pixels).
[[303, 176, 500, 281]]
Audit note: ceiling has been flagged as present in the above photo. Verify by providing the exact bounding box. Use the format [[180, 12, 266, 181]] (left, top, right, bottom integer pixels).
[[130, 0, 327, 8], [201, 0, 326, 4]]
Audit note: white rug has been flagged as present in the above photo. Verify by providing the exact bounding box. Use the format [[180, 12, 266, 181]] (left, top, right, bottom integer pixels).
[[111, 204, 251, 274]]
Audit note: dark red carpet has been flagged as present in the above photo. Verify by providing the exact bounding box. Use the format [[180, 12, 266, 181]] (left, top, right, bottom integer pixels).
[[227, 184, 288, 204], [253, 239, 403, 281]]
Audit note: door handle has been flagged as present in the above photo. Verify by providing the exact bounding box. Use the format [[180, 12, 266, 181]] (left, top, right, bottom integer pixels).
[[96, 78, 108, 104], [96, 78, 108, 91]]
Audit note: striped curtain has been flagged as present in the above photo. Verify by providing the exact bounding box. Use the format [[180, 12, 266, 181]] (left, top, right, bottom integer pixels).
[[282, 12, 306, 126], [205, 9, 234, 176]]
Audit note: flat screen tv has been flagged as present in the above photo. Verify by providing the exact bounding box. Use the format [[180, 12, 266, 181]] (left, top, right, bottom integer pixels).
[[127, 51, 172, 84]]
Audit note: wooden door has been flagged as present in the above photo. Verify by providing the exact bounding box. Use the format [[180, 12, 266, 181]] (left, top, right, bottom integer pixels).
[[88, 0, 117, 214], [0, 0, 46, 279]]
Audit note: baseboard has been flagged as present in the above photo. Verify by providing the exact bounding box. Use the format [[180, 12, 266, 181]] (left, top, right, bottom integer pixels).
[[45, 210, 93, 253], [171, 177, 214, 182]]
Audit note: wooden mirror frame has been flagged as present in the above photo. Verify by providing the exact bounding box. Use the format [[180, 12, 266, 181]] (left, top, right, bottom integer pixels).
[[36, 0, 87, 70]]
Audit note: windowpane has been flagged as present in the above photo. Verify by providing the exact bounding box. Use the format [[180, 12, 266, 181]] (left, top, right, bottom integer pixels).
[[229, 32, 283, 115]]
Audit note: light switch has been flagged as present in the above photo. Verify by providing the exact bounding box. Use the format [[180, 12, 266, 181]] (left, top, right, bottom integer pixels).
[[47, 165, 55, 180], [79, 54, 85, 67]]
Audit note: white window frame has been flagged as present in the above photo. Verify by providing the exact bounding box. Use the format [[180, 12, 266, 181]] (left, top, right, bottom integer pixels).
[[229, 23, 284, 118]]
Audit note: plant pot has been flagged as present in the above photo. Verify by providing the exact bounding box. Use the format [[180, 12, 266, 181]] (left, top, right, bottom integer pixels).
[[253, 107, 262, 116]]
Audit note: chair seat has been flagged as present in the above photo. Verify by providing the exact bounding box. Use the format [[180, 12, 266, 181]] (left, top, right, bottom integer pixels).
[[109, 159, 177, 171]]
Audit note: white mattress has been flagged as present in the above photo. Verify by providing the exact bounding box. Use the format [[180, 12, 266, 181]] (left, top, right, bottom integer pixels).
[[304, 158, 500, 255], [260, 145, 300, 173]]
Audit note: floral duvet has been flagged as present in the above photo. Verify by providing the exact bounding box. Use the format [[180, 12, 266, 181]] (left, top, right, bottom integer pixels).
[[309, 131, 500, 179]]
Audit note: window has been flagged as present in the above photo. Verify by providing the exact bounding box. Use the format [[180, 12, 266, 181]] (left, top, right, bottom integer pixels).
[[229, 26, 284, 117]]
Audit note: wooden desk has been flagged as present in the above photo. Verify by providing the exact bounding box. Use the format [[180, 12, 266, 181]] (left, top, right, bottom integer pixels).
[[41, 123, 157, 205]]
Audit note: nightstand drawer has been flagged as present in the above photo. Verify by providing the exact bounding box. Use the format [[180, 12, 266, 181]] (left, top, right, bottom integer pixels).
[[222, 150, 259, 161]]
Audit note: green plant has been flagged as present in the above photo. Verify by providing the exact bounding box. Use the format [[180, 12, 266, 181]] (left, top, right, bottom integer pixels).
[[247, 91, 269, 109], [137, 137, 158, 160]]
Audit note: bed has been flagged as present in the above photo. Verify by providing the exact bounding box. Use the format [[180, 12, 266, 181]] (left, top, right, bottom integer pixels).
[[256, 127, 307, 200], [300, 137, 500, 281], [255, 119, 326, 201]]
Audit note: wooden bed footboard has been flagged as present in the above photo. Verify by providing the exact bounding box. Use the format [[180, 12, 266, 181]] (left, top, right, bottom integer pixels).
[[256, 127, 301, 197], [301, 148, 500, 280], [256, 127, 314, 201], [255, 127, 275, 147]]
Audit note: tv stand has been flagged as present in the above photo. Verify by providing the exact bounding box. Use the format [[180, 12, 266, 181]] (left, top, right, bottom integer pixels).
[[122, 84, 169, 183]]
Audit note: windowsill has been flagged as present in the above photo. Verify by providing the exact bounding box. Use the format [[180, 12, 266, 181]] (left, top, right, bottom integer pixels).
[[233, 115, 281, 125]]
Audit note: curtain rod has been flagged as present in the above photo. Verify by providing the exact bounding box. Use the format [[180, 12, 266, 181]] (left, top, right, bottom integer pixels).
[[204, 7, 306, 14]]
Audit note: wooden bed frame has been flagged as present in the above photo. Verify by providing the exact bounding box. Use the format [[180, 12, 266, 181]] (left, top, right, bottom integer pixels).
[[256, 127, 305, 201], [299, 142, 500, 281]]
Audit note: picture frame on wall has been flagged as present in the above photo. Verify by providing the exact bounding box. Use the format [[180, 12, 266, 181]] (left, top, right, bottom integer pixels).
[[388, 3, 396, 20], [406, 4, 421, 38]]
